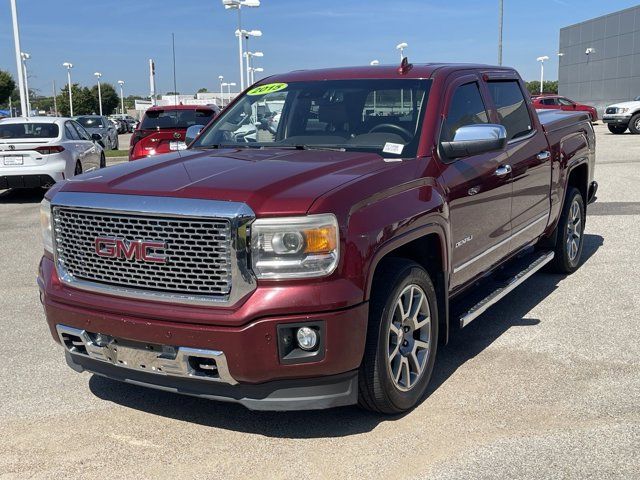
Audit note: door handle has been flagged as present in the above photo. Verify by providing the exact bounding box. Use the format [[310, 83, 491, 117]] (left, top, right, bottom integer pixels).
[[537, 150, 551, 160], [495, 164, 512, 177]]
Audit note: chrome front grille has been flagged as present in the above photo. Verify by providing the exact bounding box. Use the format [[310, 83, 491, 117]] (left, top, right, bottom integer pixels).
[[53, 207, 232, 296], [49, 192, 256, 306]]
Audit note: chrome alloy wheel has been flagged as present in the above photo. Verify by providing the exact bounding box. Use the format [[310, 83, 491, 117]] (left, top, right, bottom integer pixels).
[[566, 198, 582, 262], [387, 284, 431, 392]]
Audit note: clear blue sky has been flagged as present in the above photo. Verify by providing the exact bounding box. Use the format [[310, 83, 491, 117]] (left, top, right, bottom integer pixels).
[[1, 0, 639, 97]]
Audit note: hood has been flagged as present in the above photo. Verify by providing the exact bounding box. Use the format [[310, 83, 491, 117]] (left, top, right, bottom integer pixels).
[[58, 147, 391, 215], [606, 100, 640, 110]]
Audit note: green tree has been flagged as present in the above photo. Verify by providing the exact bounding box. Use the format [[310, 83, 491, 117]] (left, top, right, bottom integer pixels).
[[91, 83, 120, 115], [197, 87, 208, 93], [56, 84, 97, 116], [0, 70, 17, 105], [526, 80, 558, 95]]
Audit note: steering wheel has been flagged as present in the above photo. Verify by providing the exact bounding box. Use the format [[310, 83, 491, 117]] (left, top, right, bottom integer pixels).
[[368, 123, 413, 142]]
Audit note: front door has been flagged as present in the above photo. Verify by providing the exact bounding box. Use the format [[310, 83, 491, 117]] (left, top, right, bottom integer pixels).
[[437, 77, 512, 290]]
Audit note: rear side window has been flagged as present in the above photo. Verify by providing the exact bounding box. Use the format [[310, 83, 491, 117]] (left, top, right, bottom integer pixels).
[[487, 81, 532, 140], [140, 109, 215, 129], [0, 123, 59, 139], [441, 82, 488, 142], [64, 122, 80, 140], [540, 98, 556, 106]]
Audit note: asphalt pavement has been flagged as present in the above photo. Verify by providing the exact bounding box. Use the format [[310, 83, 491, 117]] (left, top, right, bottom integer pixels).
[[0, 123, 638, 479]]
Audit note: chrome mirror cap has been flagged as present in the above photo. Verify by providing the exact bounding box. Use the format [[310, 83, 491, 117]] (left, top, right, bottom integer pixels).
[[441, 124, 508, 159]]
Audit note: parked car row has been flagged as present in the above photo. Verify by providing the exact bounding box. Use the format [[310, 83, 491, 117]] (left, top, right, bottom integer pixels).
[[109, 115, 138, 134]]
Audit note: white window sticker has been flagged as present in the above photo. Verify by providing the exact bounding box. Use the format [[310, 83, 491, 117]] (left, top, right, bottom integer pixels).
[[382, 142, 404, 155]]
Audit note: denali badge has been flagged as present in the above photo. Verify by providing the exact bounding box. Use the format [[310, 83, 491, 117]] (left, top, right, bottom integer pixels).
[[455, 235, 473, 249], [94, 237, 167, 263]]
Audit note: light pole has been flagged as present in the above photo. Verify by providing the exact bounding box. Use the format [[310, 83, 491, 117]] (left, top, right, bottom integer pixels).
[[396, 42, 408, 61], [10, 0, 27, 116], [62, 62, 74, 117], [225, 82, 236, 104], [218, 75, 224, 107], [94, 72, 103, 116], [249, 67, 263, 84], [221, 0, 261, 92], [117, 80, 125, 115], [240, 29, 262, 86], [498, 0, 504, 66], [20, 52, 31, 116], [244, 51, 263, 86], [370, 61, 380, 111], [536, 56, 549, 94]]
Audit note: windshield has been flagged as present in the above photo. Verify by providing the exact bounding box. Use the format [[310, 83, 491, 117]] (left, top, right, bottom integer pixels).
[[192, 79, 431, 157], [0, 123, 59, 139], [141, 109, 215, 130], [76, 117, 103, 128]]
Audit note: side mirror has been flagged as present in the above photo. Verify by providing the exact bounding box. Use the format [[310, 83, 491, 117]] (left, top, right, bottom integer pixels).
[[185, 124, 204, 145], [91, 133, 102, 142], [441, 124, 507, 159]]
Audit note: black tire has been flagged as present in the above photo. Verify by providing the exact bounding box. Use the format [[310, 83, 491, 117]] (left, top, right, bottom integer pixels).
[[628, 114, 640, 134], [549, 187, 585, 274], [358, 258, 438, 414], [99, 153, 106, 168], [608, 124, 627, 134], [74, 161, 82, 176]]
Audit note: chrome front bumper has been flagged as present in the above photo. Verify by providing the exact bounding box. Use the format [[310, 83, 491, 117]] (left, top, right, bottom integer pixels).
[[56, 324, 238, 385]]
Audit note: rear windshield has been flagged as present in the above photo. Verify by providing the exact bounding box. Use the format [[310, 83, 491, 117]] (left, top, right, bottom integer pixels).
[[0, 123, 59, 139], [76, 117, 103, 128], [140, 109, 215, 129]]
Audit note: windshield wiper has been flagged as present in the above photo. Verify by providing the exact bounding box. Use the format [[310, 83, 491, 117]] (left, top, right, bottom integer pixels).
[[258, 144, 346, 152]]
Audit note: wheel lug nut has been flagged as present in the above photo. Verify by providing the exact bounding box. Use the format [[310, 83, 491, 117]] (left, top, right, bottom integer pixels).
[[403, 340, 408, 346]]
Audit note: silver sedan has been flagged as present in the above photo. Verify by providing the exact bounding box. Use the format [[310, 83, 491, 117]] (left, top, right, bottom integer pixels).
[[74, 115, 119, 150]]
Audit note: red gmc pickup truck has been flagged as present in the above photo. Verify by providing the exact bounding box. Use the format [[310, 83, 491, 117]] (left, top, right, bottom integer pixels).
[[38, 62, 597, 413]]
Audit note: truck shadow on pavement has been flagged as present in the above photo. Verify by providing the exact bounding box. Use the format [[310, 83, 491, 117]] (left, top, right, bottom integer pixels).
[[0, 188, 46, 204], [88, 234, 603, 438]]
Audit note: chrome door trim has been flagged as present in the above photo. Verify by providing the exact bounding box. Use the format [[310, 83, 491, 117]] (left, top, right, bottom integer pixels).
[[453, 213, 549, 274]]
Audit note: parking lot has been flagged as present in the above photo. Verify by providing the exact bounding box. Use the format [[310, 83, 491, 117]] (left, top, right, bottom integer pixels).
[[0, 124, 638, 479]]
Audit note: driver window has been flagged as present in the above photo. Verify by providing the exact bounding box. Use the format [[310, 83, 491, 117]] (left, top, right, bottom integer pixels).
[[442, 82, 488, 142]]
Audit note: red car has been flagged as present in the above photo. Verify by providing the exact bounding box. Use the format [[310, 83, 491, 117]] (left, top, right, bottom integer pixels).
[[532, 95, 598, 122], [129, 105, 219, 160]]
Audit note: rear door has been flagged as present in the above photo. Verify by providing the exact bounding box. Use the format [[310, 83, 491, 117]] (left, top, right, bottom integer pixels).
[[437, 75, 513, 289], [72, 121, 100, 170], [485, 78, 552, 252]]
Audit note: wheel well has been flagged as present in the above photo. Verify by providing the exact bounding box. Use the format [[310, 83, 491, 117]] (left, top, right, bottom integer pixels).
[[567, 163, 588, 203], [372, 233, 448, 343]]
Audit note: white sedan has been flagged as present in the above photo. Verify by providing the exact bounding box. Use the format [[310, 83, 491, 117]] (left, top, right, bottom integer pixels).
[[0, 117, 105, 189]]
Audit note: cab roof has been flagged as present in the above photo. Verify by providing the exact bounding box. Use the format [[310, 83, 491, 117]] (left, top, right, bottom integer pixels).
[[264, 63, 517, 83]]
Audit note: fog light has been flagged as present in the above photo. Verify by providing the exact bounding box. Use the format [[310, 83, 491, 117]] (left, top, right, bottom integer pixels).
[[296, 327, 318, 351]]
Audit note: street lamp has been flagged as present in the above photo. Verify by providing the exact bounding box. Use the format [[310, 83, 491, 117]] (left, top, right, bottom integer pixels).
[[249, 66, 263, 84], [62, 62, 74, 117], [218, 75, 224, 107], [94, 72, 103, 116], [20, 52, 31, 116], [370, 60, 380, 66], [536, 55, 549, 94], [221, 0, 261, 91], [396, 42, 408, 61], [10, 0, 27, 117], [223, 82, 237, 104], [238, 29, 262, 86], [117, 80, 125, 115], [244, 51, 263, 86]]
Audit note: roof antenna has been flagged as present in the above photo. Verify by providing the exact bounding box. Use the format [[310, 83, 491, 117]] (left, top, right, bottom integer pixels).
[[397, 57, 413, 75]]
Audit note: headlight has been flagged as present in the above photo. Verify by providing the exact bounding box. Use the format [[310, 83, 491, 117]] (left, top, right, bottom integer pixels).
[[618, 107, 630, 114], [250, 214, 339, 279], [40, 198, 53, 254]]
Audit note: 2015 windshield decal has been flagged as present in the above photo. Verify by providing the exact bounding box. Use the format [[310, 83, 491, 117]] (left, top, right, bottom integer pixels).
[[246, 83, 288, 96]]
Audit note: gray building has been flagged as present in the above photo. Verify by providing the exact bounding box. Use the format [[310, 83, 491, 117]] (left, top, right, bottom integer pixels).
[[559, 5, 640, 114]]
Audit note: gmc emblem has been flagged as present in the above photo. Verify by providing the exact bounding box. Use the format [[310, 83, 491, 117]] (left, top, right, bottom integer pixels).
[[94, 237, 167, 264]]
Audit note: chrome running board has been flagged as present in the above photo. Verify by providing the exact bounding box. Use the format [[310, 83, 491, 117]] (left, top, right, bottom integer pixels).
[[456, 251, 555, 328]]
